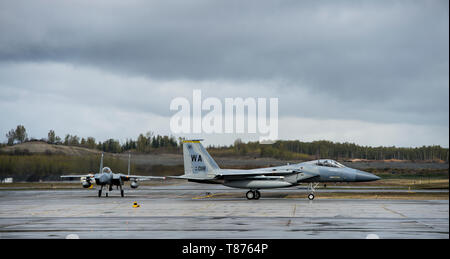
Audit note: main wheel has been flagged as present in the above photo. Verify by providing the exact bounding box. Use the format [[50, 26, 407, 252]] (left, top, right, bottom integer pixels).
[[121, 190, 124, 197], [308, 193, 315, 200], [106, 193, 109, 197], [98, 190, 102, 197], [246, 190, 255, 200], [254, 190, 261, 200]]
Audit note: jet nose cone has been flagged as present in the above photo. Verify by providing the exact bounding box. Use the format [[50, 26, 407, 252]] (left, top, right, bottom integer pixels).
[[354, 170, 381, 182]]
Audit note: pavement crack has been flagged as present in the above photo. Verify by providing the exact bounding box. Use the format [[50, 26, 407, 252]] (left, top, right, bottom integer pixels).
[[382, 205, 407, 218], [286, 204, 297, 226]]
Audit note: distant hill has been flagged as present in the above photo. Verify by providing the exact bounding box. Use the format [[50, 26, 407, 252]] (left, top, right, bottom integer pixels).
[[0, 141, 447, 182], [0, 141, 101, 156]]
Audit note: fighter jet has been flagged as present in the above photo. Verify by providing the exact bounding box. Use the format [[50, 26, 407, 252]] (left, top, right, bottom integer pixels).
[[169, 140, 380, 200], [61, 152, 165, 197]]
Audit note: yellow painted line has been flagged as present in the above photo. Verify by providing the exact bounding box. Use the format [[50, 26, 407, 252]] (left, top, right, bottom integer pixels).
[[183, 140, 201, 143], [192, 194, 216, 199]]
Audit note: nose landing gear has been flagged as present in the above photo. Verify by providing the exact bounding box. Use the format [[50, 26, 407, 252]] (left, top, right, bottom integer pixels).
[[307, 183, 319, 200], [246, 190, 261, 200]]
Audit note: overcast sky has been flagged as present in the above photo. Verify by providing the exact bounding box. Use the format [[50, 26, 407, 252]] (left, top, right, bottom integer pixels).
[[0, 0, 448, 147]]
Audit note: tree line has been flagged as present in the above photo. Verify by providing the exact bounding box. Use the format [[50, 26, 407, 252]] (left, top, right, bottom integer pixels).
[[4, 125, 179, 154], [279, 140, 449, 162], [0, 154, 135, 181], [3, 125, 449, 162], [57, 131, 179, 153], [5, 125, 27, 145], [208, 139, 449, 162]]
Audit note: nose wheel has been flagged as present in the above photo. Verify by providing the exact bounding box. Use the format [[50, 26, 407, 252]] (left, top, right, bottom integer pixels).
[[246, 190, 261, 200], [308, 193, 315, 200]]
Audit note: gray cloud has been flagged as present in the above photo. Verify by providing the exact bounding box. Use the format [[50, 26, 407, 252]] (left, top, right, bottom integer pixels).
[[0, 0, 448, 146]]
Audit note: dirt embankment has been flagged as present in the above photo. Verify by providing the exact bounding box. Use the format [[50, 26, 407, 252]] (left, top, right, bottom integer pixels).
[[0, 141, 101, 156], [1, 142, 448, 180], [2, 142, 448, 169]]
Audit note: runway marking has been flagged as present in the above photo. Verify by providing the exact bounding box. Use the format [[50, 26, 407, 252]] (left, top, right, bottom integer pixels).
[[192, 194, 214, 199], [192, 192, 226, 199]]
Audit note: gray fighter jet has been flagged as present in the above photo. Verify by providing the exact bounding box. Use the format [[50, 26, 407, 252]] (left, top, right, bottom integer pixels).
[[61, 153, 165, 197], [170, 140, 380, 200]]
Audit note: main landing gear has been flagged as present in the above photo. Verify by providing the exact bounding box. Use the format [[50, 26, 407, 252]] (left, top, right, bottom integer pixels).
[[98, 185, 124, 197], [98, 185, 103, 197], [246, 190, 261, 200], [119, 184, 124, 197]]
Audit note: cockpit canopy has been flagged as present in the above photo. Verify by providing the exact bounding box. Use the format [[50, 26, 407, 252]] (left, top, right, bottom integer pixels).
[[102, 167, 112, 174], [316, 159, 346, 168]]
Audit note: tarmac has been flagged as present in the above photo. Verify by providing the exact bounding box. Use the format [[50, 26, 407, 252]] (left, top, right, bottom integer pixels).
[[0, 183, 448, 239]]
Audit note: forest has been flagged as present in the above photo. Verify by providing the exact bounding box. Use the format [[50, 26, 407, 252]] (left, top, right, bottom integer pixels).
[[2, 125, 449, 162], [1, 125, 448, 181]]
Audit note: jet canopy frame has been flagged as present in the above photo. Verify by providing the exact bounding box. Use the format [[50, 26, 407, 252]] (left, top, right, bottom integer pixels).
[[316, 159, 346, 168]]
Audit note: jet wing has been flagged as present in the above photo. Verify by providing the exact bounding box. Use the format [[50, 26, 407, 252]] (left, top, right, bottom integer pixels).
[[166, 170, 296, 180], [215, 168, 300, 177], [167, 168, 318, 180], [61, 174, 94, 179], [215, 169, 319, 181], [167, 175, 212, 180], [118, 174, 165, 181]]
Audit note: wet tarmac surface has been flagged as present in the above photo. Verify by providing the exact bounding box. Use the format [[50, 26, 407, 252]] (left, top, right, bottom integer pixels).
[[0, 183, 448, 239]]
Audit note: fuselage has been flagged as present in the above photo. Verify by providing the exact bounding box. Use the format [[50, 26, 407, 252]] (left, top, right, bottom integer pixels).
[[94, 167, 114, 185], [176, 140, 381, 200], [188, 160, 380, 189]]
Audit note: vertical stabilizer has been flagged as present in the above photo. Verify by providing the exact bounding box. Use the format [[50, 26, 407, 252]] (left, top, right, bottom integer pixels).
[[128, 152, 131, 176], [99, 153, 104, 174], [182, 140, 219, 178]]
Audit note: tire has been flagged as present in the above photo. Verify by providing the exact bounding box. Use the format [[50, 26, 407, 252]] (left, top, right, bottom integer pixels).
[[106, 193, 109, 197], [254, 190, 261, 200], [308, 193, 315, 200], [246, 190, 255, 200], [121, 190, 124, 197], [98, 190, 102, 197]]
